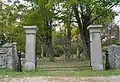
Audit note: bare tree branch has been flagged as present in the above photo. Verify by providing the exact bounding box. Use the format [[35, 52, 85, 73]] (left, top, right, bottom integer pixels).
[[72, 3, 84, 39], [72, 4, 82, 28]]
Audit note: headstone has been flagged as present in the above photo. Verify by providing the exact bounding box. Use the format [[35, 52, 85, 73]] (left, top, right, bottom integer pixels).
[[108, 45, 120, 68], [24, 26, 37, 71], [87, 25, 103, 70]]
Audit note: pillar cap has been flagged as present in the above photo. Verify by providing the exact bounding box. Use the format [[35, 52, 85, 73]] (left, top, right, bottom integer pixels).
[[87, 25, 102, 33], [24, 26, 37, 29], [87, 25, 103, 29], [24, 26, 38, 34], [12, 42, 17, 45]]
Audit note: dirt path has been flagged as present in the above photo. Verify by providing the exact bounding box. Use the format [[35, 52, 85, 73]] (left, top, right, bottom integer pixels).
[[0, 76, 120, 82]]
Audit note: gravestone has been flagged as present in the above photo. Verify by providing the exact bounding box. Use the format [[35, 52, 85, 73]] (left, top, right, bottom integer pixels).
[[0, 43, 17, 70], [108, 45, 120, 68]]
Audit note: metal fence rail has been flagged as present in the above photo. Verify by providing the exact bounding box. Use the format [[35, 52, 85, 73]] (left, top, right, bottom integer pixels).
[[36, 41, 91, 70]]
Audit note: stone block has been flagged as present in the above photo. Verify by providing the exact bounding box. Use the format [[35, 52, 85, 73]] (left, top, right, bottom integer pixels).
[[108, 45, 120, 68], [24, 62, 35, 71], [0, 43, 17, 70], [92, 64, 103, 70]]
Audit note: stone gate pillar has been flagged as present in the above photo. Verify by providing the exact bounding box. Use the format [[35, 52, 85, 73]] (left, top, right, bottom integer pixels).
[[24, 26, 37, 71], [12, 42, 18, 70], [87, 25, 103, 70]]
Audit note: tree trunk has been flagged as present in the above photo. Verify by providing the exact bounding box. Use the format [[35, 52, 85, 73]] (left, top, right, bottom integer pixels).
[[41, 44, 44, 58], [76, 47, 80, 60], [65, 26, 71, 60], [46, 20, 54, 62], [81, 27, 90, 59], [72, 3, 91, 59], [65, 41, 71, 60], [48, 38, 54, 62], [65, 7, 72, 60]]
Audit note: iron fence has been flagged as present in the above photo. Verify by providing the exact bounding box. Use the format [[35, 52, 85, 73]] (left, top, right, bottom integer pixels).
[[36, 41, 91, 70]]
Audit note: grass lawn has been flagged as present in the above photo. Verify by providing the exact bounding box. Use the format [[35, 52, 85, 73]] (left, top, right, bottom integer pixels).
[[0, 69, 120, 77], [0, 55, 118, 77]]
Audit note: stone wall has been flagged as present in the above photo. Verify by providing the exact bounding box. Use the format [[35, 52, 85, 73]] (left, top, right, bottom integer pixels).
[[108, 45, 120, 68], [0, 43, 17, 70]]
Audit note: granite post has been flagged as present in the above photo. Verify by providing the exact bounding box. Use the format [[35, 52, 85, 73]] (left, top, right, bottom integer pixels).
[[12, 42, 18, 70], [87, 25, 103, 70], [117, 26, 120, 45], [108, 45, 120, 68], [24, 26, 37, 71]]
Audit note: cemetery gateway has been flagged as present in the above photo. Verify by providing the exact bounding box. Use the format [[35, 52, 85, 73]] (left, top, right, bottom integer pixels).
[[0, 25, 112, 71]]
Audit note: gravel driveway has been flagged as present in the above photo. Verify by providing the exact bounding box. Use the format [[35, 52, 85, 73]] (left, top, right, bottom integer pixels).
[[0, 76, 120, 82]]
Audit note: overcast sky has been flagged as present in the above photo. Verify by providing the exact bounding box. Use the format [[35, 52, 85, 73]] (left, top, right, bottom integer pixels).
[[113, 5, 120, 26]]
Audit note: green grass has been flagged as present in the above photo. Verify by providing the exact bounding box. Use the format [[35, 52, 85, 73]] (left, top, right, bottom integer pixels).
[[0, 69, 120, 77]]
